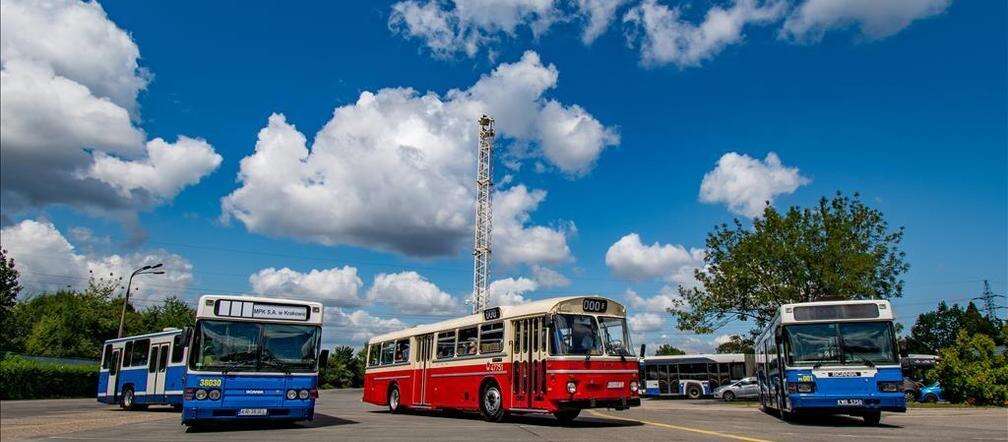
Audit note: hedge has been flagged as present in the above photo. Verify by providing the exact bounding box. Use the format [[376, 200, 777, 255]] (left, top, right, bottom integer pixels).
[[0, 355, 99, 400]]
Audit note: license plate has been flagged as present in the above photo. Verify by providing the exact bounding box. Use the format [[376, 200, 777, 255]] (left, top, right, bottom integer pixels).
[[837, 399, 863, 406], [607, 381, 624, 389], [238, 408, 267, 416]]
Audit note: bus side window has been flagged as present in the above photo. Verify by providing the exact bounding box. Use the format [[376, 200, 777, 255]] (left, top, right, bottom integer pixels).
[[394, 339, 410, 363], [171, 334, 185, 363], [133, 339, 150, 367], [123, 341, 133, 367], [479, 322, 503, 354], [148, 347, 159, 373], [102, 344, 112, 369], [437, 331, 456, 359], [380, 341, 395, 365], [457, 327, 477, 356], [368, 343, 381, 367]]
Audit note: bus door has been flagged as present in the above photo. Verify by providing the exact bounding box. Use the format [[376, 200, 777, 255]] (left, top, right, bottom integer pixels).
[[147, 343, 170, 403], [107, 349, 121, 400], [414, 333, 434, 405], [510, 317, 547, 409]]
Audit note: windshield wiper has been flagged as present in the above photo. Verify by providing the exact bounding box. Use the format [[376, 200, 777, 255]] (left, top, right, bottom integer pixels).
[[219, 351, 257, 374], [843, 348, 876, 368], [260, 350, 292, 374], [812, 342, 840, 369]]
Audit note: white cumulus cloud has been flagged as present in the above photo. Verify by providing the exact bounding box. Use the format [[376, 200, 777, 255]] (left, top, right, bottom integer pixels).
[[249, 266, 365, 307], [605, 233, 704, 284], [487, 277, 539, 306], [623, 0, 786, 68], [782, 0, 951, 42], [0, 0, 219, 217], [699, 151, 809, 218], [367, 271, 459, 315], [0, 219, 193, 301], [222, 51, 606, 259], [324, 307, 406, 345], [624, 286, 685, 314], [531, 265, 570, 288], [628, 312, 665, 333]]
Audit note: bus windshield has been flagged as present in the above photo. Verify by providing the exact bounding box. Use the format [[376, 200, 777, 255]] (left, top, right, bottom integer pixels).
[[190, 320, 321, 372], [785, 321, 897, 366], [552, 314, 603, 356], [598, 316, 634, 356]]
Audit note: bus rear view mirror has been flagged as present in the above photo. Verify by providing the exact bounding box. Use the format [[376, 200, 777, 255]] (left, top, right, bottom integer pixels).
[[319, 349, 330, 370]]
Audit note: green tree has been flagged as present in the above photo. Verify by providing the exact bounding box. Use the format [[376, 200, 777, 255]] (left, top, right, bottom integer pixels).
[[140, 296, 196, 332], [905, 301, 1003, 354], [674, 192, 908, 334], [929, 331, 1008, 405], [715, 335, 754, 354], [0, 249, 22, 351], [655, 344, 685, 356]]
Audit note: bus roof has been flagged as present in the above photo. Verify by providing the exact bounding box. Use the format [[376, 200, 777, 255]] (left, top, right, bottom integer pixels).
[[196, 295, 324, 326], [642, 353, 746, 364], [368, 296, 626, 344], [103, 328, 182, 344], [779, 299, 894, 324]]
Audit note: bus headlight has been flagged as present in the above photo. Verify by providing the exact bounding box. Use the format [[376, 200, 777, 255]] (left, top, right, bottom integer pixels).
[[877, 381, 900, 393], [566, 381, 577, 394], [298, 389, 310, 400], [630, 381, 639, 393], [207, 389, 221, 400], [286, 389, 298, 400], [195, 389, 208, 400]]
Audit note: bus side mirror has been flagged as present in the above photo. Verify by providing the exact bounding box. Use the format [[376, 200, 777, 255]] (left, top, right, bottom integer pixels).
[[319, 349, 330, 370], [640, 344, 646, 357]]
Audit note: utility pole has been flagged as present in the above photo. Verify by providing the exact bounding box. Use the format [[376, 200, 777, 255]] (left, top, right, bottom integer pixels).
[[972, 279, 1006, 321], [471, 115, 494, 314], [117, 263, 165, 338]]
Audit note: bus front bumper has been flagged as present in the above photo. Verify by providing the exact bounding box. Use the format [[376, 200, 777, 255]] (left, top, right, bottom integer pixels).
[[787, 394, 906, 413], [181, 405, 315, 423], [557, 397, 641, 411]]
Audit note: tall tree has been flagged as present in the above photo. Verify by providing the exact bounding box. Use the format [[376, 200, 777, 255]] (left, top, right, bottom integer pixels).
[[0, 249, 22, 351], [905, 301, 1003, 354], [674, 192, 908, 334], [715, 335, 754, 354], [655, 344, 685, 356]]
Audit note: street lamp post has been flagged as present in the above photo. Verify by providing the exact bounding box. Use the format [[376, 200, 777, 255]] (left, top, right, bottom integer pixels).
[[117, 263, 165, 338]]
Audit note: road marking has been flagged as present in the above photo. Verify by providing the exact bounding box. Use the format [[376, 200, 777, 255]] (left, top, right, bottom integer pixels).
[[587, 410, 772, 442]]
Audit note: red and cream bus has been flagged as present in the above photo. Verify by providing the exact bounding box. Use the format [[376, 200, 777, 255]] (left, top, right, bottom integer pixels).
[[362, 296, 640, 423]]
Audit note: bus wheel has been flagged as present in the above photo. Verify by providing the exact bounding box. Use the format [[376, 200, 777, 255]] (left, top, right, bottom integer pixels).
[[686, 385, 702, 399], [387, 386, 401, 414], [863, 411, 882, 426], [553, 409, 580, 425], [479, 382, 504, 422], [722, 391, 735, 402], [120, 387, 137, 411]]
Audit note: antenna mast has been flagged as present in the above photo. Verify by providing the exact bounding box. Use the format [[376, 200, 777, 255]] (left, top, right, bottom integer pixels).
[[472, 115, 494, 313]]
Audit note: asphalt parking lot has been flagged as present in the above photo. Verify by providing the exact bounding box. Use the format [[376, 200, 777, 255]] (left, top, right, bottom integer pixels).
[[2, 389, 1006, 441]]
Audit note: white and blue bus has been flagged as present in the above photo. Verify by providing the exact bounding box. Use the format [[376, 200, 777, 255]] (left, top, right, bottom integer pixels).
[[755, 300, 905, 425], [98, 328, 188, 409], [98, 295, 329, 425], [640, 354, 753, 399]]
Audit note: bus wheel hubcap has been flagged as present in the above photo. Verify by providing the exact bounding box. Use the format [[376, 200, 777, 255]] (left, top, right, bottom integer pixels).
[[485, 388, 500, 413], [390, 391, 398, 409]]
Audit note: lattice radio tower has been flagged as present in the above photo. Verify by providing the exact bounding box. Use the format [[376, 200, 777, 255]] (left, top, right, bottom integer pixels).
[[472, 115, 495, 313]]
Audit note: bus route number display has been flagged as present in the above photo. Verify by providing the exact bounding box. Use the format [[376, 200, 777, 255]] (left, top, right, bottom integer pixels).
[[583, 298, 608, 313], [483, 307, 501, 321]]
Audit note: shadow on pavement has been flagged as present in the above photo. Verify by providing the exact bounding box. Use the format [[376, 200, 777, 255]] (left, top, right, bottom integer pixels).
[[787, 414, 902, 429], [369, 408, 644, 428], [184, 414, 357, 433]]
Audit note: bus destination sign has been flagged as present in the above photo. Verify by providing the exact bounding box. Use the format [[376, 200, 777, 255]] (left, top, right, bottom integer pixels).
[[216, 299, 309, 321], [483, 307, 501, 321], [582, 298, 608, 313]]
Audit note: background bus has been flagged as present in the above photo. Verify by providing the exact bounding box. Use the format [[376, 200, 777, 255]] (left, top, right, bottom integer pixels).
[[640, 353, 754, 398], [756, 300, 905, 425], [98, 328, 188, 410], [181, 295, 328, 425], [362, 296, 641, 424]]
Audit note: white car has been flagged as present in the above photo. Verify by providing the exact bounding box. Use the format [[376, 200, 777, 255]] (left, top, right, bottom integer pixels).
[[713, 377, 759, 401]]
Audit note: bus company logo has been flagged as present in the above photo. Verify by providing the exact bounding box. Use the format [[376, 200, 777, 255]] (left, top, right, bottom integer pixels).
[[828, 371, 861, 378], [199, 378, 222, 387], [245, 389, 265, 395]]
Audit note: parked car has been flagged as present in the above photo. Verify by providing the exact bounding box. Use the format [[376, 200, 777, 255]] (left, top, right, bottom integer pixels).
[[713, 376, 759, 401], [918, 382, 943, 403]]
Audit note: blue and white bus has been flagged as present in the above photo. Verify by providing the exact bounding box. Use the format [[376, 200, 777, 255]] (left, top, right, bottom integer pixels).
[[98, 328, 188, 409], [640, 353, 753, 398], [755, 300, 905, 425], [98, 295, 329, 425]]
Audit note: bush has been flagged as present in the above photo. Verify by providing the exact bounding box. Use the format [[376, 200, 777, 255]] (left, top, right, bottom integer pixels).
[[0, 355, 98, 400], [930, 331, 1008, 406]]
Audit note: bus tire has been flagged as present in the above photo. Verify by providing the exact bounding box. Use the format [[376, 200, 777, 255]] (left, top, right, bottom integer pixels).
[[387, 385, 401, 414], [479, 382, 504, 422], [863, 411, 881, 426], [120, 387, 139, 411], [686, 385, 702, 399], [553, 409, 580, 425], [722, 391, 735, 402]]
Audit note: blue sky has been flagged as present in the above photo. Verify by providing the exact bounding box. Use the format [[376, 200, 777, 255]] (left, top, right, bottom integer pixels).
[[1, 0, 1004, 351]]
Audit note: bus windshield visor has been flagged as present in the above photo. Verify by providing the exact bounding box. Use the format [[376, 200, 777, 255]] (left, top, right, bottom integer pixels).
[[599, 316, 634, 356], [191, 320, 321, 372], [785, 321, 896, 366], [553, 314, 603, 356]]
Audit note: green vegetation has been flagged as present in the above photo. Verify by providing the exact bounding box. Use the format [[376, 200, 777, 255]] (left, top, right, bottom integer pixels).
[[655, 344, 685, 356], [320, 345, 367, 389], [715, 335, 754, 354], [674, 192, 908, 335], [904, 301, 1004, 354], [929, 331, 1008, 406], [0, 354, 98, 399]]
